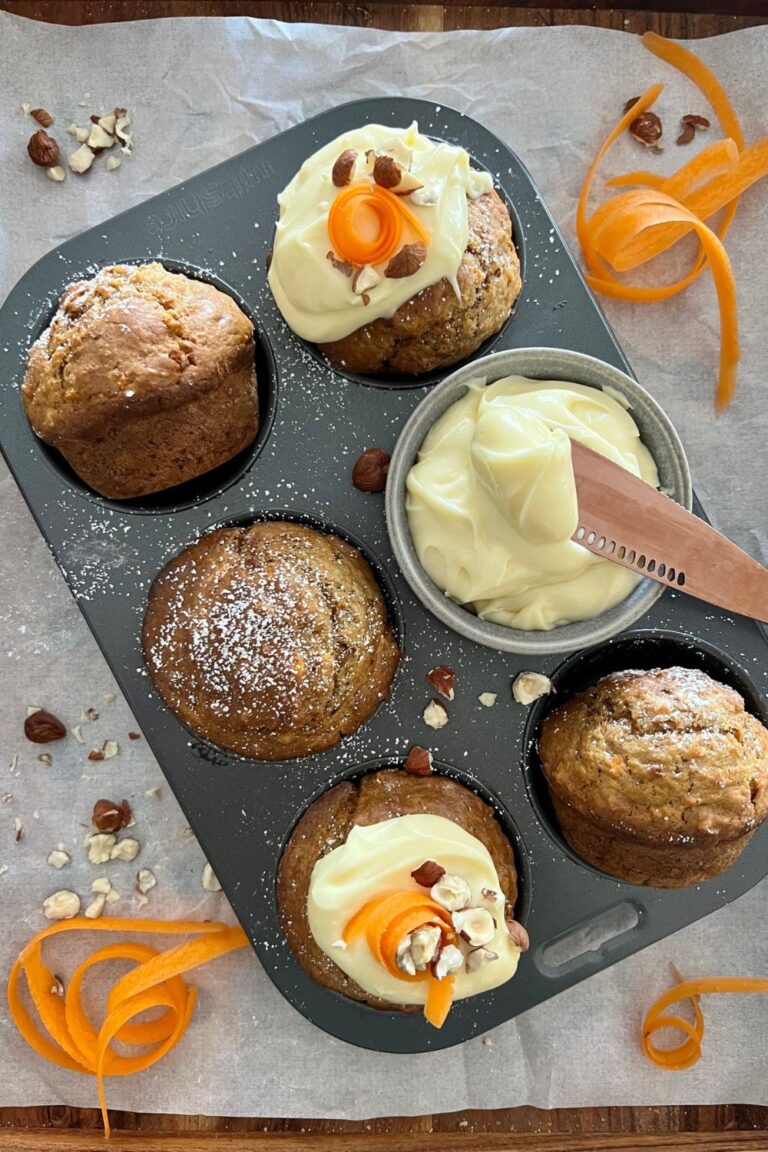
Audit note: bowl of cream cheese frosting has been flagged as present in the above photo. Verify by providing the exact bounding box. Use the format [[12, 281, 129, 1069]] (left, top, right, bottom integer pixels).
[[385, 347, 691, 655]]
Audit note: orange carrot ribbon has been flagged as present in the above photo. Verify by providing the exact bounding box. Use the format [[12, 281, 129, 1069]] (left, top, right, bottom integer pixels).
[[642, 972, 768, 1070], [343, 889, 456, 1028], [575, 31, 765, 409], [586, 189, 739, 409], [327, 180, 430, 267], [7, 917, 249, 1138]]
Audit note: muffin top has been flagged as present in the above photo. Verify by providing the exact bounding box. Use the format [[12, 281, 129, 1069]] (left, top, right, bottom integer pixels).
[[23, 262, 254, 443], [538, 666, 768, 845], [142, 522, 400, 761], [268, 121, 494, 344], [278, 769, 522, 1011]]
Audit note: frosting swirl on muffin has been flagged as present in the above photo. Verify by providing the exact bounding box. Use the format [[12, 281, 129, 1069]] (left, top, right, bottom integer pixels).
[[268, 122, 493, 344], [307, 814, 521, 1004]]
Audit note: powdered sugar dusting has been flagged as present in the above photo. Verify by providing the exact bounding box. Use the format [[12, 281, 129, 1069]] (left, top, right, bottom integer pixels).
[[144, 521, 399, 760]]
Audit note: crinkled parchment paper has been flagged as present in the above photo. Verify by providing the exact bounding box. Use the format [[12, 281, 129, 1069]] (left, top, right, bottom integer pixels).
[[0, 12, 767, 1117]]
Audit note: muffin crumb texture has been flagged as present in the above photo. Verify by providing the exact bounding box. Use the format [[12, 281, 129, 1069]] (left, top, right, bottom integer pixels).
[[22, 262, 259, 499], [538, 666, 768, 887], [142, 522, 400, 761], [319, 192, 521, 375]]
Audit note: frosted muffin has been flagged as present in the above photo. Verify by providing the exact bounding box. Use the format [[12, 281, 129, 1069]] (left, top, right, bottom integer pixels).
[[278, 768, 527, 1025], [268, 122, 521, 375], [143, 522, 400, 761], [22, 263, 259, 499], [538, 666, 768, 887]]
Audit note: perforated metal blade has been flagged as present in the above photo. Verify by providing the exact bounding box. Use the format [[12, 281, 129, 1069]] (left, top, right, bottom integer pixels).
[[570, 440, 768, 624]]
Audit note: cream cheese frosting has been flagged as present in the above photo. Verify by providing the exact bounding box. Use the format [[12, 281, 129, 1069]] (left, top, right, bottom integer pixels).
[[307, 814, 521, 1005], [406, 377, 660, 631], [268, 122, 493, 344]]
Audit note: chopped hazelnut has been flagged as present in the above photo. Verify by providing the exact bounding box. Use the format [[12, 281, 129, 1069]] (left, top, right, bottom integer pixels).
[[110, 837, 140, 863], [404, 746, 433, 776], [423, 699, 449, 730], [512, 672, 552, 705], [43, 890, 80, 920], [202, 862, 221, 891], [427, 666, 455, 701]]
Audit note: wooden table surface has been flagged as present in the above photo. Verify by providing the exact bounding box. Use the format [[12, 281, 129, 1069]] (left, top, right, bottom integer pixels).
[[2, 0, 767, 1148]]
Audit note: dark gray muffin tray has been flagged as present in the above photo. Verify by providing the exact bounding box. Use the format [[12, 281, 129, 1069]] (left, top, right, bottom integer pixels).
[[1, 98, 767, 1053]]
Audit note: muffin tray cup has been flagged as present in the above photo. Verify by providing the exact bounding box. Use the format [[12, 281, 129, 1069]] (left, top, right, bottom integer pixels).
[[1, 97, 768, 1054]]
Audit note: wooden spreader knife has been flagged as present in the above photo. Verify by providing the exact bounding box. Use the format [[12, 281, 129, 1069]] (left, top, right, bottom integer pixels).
[[569, 440, 768, 624]]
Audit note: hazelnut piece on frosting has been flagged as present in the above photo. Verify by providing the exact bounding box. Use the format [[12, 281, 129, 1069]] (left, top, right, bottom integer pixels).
[[410, 925, 442, 970], [411, 859, 445, 887], [430, 873, 471, 912], [332, 148, 357, 187], [433, 943, 464, 981], [452, 907, 496, 948], [466, 947, 499, 973]]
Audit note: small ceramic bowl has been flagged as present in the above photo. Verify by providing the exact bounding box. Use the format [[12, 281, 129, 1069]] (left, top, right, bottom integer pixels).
[[385, 347, 692, 656]]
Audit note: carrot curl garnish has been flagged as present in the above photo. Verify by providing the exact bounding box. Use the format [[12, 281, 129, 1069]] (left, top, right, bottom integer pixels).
[[642, 969, 768, 1071], [7, 917, 249, 1138], [343, 889, 457, 1027], [327, 180, 430, 268], [425, 972, 456, 1028]]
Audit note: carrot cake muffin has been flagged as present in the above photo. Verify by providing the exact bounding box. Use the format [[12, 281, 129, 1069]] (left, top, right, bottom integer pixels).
[[278, 767, 527, 1025], [538, 666, 768, 887], [23, 262, 259, 499], [268, 123, 521, 375], [142, 521, 400, 761]]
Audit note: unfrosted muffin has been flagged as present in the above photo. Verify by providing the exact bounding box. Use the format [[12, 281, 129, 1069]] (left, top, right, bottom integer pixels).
[[22, 263, 259, 499], [268, 122, 521, 376], [538, 666, 768, 887], [278, 768, 526, 1018], [142, 522, 400, 761]]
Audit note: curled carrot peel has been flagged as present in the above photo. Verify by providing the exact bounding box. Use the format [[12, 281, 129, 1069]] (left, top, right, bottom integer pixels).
[[7, 917, 249, 1139], [578, 87, 724, 304], [587, 189, 739, 409], [640, 30, 745, 272], [576, 82, 664, 282], [616, 138, 768, 271], [425, 972, 455, 1029], [576, 33, 765, 407], [327, 180, 431, 267], [342, 889, 400, 945], [606, 138, 739, 198], [642, 974, 768, 1071], [342, 890, 456, 1028]]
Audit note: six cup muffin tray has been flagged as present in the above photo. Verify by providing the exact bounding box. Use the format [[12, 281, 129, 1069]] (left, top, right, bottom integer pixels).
[[2, 97, 768, 1053]]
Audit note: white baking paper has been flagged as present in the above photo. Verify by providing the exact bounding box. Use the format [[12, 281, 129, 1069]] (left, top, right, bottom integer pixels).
[[0, 11, 767, 1118]]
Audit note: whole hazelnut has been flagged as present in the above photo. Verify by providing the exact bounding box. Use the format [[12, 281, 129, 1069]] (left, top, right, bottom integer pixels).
[[91, 798, 131, 834], [27, 129, 60, 168], [352, 447, 390, 493], [24, 708, 66, 743], [372, 154, 403, 189], [385, 242, 427, 279], [331, 148, 357, 188], [629, 111, 663, 149]]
